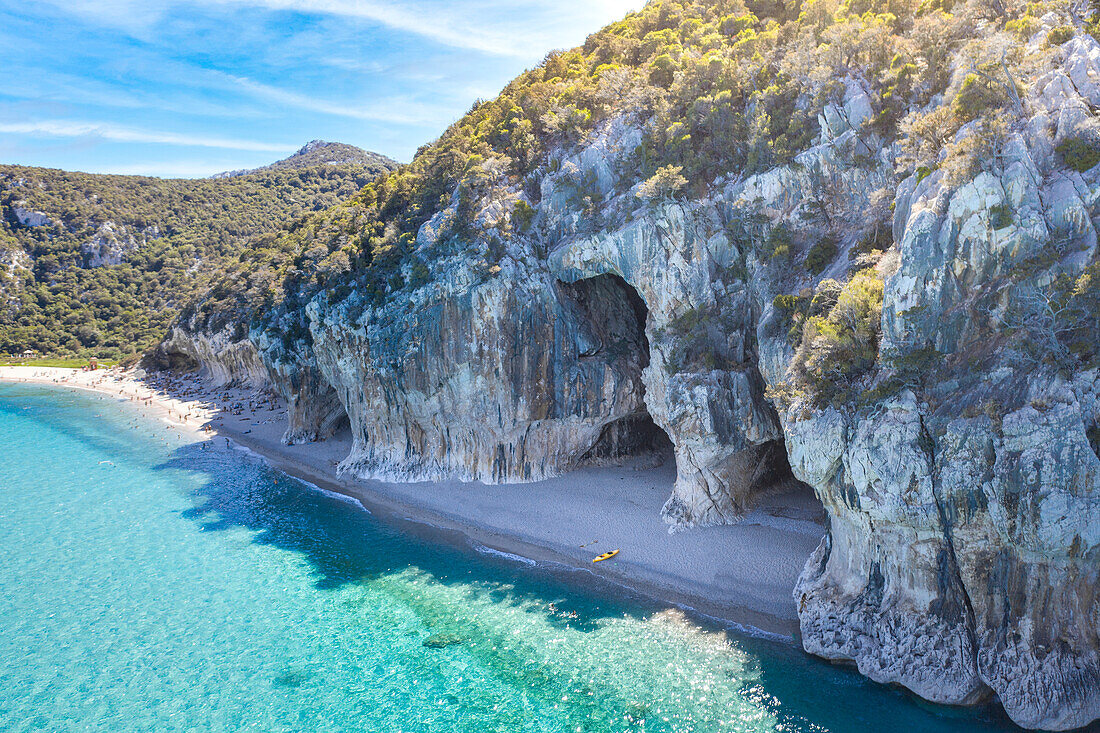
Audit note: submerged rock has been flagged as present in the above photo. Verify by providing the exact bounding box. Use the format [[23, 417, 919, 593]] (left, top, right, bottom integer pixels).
[[422, 632, 465, 649]]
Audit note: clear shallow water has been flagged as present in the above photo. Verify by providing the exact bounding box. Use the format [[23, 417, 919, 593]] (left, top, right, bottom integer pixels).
[[0, 384, 1021, 733]]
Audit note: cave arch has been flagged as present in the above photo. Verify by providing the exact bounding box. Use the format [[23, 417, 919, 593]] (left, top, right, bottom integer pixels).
[[165, 349, 200, 373], [558, 273, 674, 468], [558, 271, 816, 529], [280, 367, 351, 445]]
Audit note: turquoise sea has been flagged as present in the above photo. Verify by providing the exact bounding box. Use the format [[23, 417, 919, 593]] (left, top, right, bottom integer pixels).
[[0, 383, 1021, 732]]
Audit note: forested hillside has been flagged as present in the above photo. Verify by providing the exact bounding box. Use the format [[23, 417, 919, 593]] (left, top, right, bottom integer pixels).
[[0, 142, 395, 359]]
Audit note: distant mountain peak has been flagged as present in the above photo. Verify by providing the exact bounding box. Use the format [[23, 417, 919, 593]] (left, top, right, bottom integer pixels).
[[212, 141, 398, 178], [297, 140, 330, 155]]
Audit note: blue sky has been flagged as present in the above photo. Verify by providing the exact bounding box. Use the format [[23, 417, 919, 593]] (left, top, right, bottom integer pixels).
[[0, 0, 644, 177]]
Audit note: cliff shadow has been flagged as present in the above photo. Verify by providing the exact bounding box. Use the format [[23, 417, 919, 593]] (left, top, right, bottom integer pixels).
[[156, 442, 636, 630]]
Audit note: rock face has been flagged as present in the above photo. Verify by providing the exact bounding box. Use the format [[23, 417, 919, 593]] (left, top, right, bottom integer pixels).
[[12, 204, 54, 228], [780, 42, 1100, 728], [244, 119, 796, 525], [788, 130, 1100, 728], [80, 221, 159, 267], [164, 32, 1100, 732], [305, 257, 650, 483], [161, 322, 268, 388], [251, 328, 349, 445], [548, 201, 788, 527]]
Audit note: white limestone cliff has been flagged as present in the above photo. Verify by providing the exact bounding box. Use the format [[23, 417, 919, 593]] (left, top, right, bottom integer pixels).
[[162, 35, 1100, 731]]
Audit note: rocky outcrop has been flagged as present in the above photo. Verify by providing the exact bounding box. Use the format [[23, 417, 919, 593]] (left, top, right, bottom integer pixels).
[[788, 394, 990, 705], [161, 322, 269, 388], [251, 328, 347, 445], [548, 201, 787, 528], [783, 43, 1100, 729], [80, 221, 159, 267], [12, 204, 54, 228], [249, 119, 797, 526], [162, 316, 348, 445], [789, 376, 1100, 730], [0, 244, 30, 281], [0, 244, 31, 307], [304, 255, 650, 483]]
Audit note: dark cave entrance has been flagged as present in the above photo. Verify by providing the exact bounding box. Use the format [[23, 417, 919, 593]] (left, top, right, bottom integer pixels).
[[559, 273, 675, 466], [151, 345, 200, 374], [168, 352, 200, 373], [316, 383, 352, 441], [559, 273, 819, 518]]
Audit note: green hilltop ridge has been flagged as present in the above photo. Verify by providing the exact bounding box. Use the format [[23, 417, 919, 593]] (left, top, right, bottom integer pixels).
[[211, 140, 398, 178], [0, 144, 396, 360]]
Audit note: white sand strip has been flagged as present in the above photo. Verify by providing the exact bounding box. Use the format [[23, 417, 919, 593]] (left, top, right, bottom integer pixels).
[[0, 365, 825, 637]]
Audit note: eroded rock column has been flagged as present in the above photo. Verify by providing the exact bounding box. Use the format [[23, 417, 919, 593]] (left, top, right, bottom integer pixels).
[[550, 202, 791, 529]]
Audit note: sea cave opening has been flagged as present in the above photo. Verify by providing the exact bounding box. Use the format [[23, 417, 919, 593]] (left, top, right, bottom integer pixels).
[[558, 272, 823, 532], [314, 382, 352, 441], [154, 345, 200, 374], [559, 273, 675, 469]]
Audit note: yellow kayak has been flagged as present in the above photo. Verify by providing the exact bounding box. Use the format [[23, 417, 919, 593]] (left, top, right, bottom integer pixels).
[[592, 549, 620, 563]]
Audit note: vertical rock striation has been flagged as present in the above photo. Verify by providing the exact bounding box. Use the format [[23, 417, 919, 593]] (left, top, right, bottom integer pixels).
[[304, 255, 649, 483], [160, 322, 269, 389], [548, 201, 786, 528], [783, 50, 1100, 727]]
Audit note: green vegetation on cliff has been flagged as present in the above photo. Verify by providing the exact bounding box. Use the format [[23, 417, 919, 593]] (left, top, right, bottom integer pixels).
[[15, 0, 1092, 406], [154, 5, 1100, 729], [195, 0, 1015, 336]]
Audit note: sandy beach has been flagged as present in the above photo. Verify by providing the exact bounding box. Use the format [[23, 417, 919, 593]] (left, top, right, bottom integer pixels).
[[0, 365, 825, 638]]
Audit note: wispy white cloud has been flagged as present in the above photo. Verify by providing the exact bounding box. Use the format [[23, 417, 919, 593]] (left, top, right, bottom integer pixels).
[[34, 0, 646, 58], [218, 0, 647, 57], [23, 0, 173, 38], [225, 74, 445, 124], [0, 70, 259, 120], [2, 0, 649, 174], [0, 120, 292, 152], [236, 0, 537, 57]]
